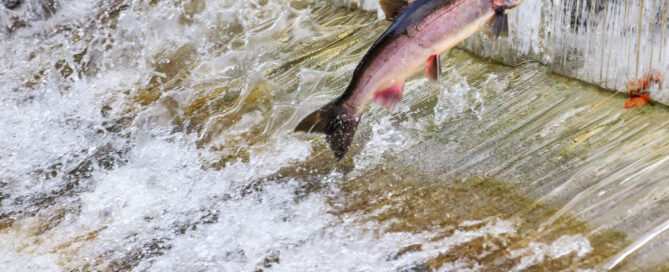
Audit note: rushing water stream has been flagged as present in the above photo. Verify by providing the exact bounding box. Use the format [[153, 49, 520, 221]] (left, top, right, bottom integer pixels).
[[1, 0, 669, 271]]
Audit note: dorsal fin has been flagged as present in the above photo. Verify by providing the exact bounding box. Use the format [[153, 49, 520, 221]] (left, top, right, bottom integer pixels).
[[379, 0, 411, 21]]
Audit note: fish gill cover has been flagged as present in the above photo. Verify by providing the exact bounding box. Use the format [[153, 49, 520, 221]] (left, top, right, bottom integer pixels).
[[1, 0, 669, 271]]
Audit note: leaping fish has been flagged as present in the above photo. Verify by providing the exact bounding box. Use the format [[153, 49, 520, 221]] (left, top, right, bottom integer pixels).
[[295, 0, 526, 160]]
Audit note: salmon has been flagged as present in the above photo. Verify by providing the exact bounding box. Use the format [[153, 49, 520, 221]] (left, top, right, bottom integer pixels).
[[295, 0, 526, 160]]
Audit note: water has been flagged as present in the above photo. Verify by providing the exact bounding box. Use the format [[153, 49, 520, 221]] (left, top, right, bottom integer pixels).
[[1, 0, 669, 271]]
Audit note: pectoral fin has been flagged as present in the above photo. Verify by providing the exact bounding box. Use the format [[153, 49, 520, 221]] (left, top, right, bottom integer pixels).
[[373, 82, 404, 111], [380, 0, 411, 21], [424, 54, 441, 82], [482, 7, 509, 40]]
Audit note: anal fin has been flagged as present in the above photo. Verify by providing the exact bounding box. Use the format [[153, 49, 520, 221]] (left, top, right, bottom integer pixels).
[[424, 54, 441, 82], [372, 82, 404, 111], [482, 7, 509, 40]]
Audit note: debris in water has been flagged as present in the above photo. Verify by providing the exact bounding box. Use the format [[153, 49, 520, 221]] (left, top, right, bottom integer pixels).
[[624, 71, 663, 109]]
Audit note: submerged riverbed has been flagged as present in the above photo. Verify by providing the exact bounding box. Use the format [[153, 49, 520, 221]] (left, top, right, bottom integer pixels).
[[1, 0, 669, 271]]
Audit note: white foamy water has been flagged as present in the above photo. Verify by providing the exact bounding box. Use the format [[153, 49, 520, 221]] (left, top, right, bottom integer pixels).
[[1, 0, 544, 271], [509, 235, 593, 272]]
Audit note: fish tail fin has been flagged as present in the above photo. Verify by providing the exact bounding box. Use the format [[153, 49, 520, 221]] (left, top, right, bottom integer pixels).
[[295, 100, 360, 160]]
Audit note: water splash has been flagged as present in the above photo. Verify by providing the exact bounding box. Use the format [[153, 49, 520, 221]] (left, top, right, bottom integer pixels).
[[509, 235, 593, 272], [353, 116, 416, 171], [434, 71, 484, 123]]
